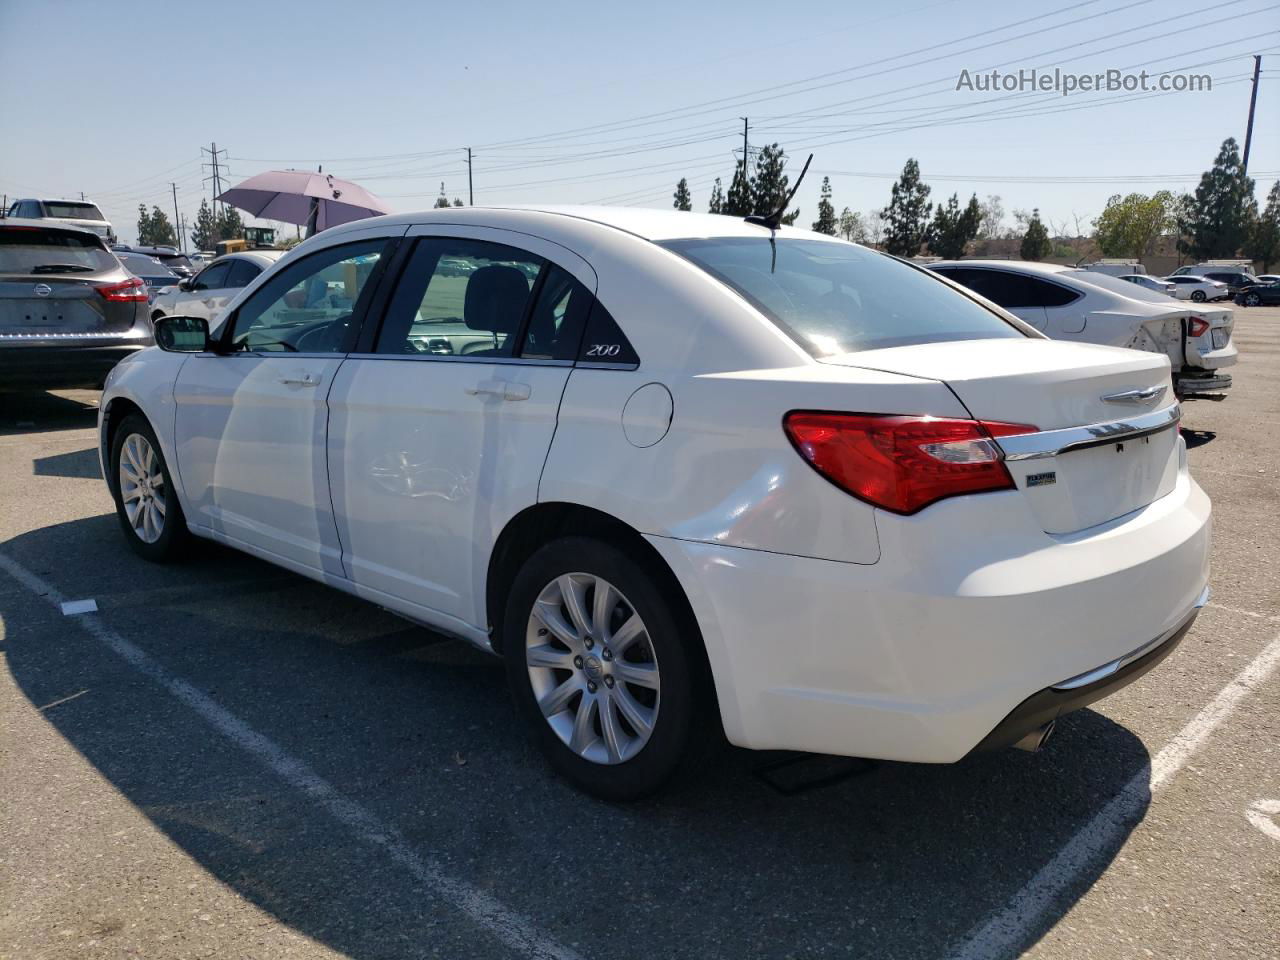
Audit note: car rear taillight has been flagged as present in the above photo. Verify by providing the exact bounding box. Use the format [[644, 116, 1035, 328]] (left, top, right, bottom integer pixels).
[[97, 277, 148, 302], [1187, 317, 1210, 338], [783, 412, 1038, 515]]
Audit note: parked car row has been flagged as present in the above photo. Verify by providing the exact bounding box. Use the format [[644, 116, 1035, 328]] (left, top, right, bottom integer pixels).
[[926, 260, 1236, 399]]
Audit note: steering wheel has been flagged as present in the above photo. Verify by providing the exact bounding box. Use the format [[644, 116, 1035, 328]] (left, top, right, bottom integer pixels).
[[294, 313, 353, 353]]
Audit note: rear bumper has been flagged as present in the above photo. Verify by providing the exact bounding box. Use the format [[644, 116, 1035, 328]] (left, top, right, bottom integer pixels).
[[647, 469, 1211, 763], [971, 585, 1207, 752], [0, 342, 147, 390], [1177, 371, 1233, 396]]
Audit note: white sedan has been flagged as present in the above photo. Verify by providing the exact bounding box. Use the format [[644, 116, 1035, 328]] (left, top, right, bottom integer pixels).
[[98, 207, 1211, 798], [928, 260, 1237, 399], [150, 250, 284, 327], [1164, 274, 1231, 302]]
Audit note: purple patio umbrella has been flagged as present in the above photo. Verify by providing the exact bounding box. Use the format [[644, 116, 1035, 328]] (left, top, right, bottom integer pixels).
[[217, 170, 391, 237]]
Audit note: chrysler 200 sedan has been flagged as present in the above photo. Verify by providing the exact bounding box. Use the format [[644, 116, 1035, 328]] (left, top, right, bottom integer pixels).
[[97, 206, 1211, 799]]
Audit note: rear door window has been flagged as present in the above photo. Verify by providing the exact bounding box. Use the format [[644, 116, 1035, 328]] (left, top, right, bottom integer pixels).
[[518, 265, 592, 361], [225, 259, 261, 288], [376, 238, 543, 358], [191, 262, 231, 291]]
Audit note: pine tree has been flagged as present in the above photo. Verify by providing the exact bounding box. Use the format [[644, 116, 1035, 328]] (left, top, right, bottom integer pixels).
[[1020, 209, 1052, 261], [723, 166, 753, 217], [812, 177, 837, 235], [673, 178, 693, 211], [452, 197, 464, 207], [136, 204, 153, 245], [708, 177, 724, 215], [882, 158, 932, 257], [215, 205, 244, 241], [1248, 181, 1280, 272], [191, 199, 216, 252], [433, 182, 451, 209], [750, 144, 798, 225], [927, 192, 982, 258], [145, 206, 176, 246], [1185, 138, 1257, 260]]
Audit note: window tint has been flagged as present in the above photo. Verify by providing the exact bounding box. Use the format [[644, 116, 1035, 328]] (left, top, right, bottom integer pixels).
[[44, 202, 106, 221], [225, 259, 261, 288], [191, 262, 230, 290], [228, 239, 386, 354], [376, 237, 542, 357], [518, 265, 592, 361]]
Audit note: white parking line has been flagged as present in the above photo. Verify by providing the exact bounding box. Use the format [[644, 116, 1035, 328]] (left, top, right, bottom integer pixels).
[[946, 626, 1280, 960], [0, 552, 582, 960], [1246, 800, 1280, 842]]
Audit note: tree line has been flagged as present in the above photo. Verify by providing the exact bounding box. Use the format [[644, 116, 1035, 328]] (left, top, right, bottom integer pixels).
[[135, 199, 247, 251], [671, 136, 1280, 270]]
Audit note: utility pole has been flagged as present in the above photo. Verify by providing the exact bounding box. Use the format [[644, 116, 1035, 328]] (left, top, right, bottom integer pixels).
[[1242, 55, 1262, 175], [466, 147, 474, 205], [740, 117, 750, 182], [171, 182, 183, 252], [80, 191, 85, 201]]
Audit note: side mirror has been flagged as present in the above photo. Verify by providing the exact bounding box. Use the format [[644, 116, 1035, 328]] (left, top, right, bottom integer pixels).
[[178, 278, 194, 292], [154, 315, 212, 353]]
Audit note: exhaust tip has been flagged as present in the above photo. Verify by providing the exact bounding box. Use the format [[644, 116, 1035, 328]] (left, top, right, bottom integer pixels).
[[1013, 720, 1055, 753]]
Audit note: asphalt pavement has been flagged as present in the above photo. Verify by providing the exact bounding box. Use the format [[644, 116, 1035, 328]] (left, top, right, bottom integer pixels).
[[2, 307, 1278, 960]]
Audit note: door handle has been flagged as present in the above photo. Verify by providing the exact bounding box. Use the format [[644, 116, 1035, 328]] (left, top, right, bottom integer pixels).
[[466, 379, 530, 401], [279, 374, 320, 387]]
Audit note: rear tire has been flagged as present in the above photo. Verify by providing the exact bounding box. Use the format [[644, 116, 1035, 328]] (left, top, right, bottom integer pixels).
[[1191, 290, 1206, 302], [503, 537, 707, 800], [110, 414, 190, 562], [1244, 293, 1261, 306]]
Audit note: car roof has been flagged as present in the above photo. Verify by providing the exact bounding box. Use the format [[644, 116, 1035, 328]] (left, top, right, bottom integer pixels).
[[311, 204, 848, 245], [927, 259, 1071, 275], [0, 216, 102, 236], [211, 250, 285, 267]]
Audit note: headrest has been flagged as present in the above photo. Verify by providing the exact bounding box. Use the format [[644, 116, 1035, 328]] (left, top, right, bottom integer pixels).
[[463, 265, 530, 335]]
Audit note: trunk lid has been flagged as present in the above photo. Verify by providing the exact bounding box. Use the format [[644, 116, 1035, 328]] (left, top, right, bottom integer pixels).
[[821, 338, 1180, 534], [0, 275, 131, 337]]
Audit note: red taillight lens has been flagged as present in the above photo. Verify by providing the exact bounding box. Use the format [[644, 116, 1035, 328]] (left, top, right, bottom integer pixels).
[[97, 276, 148, 302], [783, 412, 1038, 515], [1187, 317, 1210, 338]]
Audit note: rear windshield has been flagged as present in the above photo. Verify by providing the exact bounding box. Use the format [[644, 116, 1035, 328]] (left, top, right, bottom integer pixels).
[[43, 202, 106, 221], [660, 237, 1024, 355], [118, 253, 179, 279], [0, 227, 117, 274], [156, 253, 194, 272], [1064, 269, 1176, 303]]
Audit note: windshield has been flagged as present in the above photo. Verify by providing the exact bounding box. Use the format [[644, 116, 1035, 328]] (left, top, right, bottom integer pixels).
[[0, 227, 117, 274], [43, 202, 106, 221], [660, 237, 1024, 355], [1064, 269, 1177, 303]]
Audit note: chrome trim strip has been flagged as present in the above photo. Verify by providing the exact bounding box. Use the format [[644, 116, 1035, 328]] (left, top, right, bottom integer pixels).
[[1102, 385, 1167, 405], [997, 403, 1180, 462], [1051, 585, 1209, 691], [343, 352, 573, 367]]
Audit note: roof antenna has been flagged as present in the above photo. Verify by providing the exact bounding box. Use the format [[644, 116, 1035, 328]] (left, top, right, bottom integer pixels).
[[744, 153, 813, 231]]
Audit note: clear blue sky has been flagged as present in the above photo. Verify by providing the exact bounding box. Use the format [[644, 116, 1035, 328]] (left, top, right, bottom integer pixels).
[[2, 0, 1276, 245]]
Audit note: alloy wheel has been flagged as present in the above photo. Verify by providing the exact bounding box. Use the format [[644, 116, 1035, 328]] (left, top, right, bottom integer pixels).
[[118, 433, 166, 544], [525, 573, 660, 765]]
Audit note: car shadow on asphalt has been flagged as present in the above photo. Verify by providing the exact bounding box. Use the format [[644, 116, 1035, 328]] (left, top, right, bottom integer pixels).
[[32, 446, 102, 480], [0, 390, 99, 437], [1181, 428, 1217, 450], [2, 516, 1154, 960]]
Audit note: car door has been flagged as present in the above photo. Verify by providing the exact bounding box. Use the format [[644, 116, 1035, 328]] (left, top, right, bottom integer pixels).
[[937, 267, 1049, 330], [172, 233, 397, 575], [327, 227, 595, 632]]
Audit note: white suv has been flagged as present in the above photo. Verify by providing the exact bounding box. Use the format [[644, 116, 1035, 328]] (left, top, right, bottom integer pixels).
[[98, 207, 1211, 798], [6, 197, 116, 243]]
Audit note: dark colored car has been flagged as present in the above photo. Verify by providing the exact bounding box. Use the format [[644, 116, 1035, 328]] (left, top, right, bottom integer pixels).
[[0, 219, 153, 391], [1200, 270, 1259, 295], [115, 251, 181, 301], [112, 244, 196, 278], [1235, 282, 1280, 307]]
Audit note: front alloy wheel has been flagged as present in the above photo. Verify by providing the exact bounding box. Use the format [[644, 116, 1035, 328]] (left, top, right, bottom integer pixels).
[[1245, 292, 1261, 306], [119, 433, 166, 543], [525, 573, 660, 765]]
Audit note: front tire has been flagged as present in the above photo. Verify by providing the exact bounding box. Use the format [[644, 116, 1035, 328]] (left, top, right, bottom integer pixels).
[[110, 414, 190, 562], [503, 537, 705, 800]]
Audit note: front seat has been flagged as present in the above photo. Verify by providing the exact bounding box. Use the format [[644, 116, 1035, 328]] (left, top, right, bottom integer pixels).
[[463, 265, 531, 356]]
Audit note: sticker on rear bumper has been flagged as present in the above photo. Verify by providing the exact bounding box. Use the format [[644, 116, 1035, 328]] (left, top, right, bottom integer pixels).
[[1025, 471, 1057, 487]]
